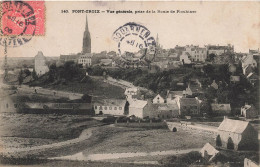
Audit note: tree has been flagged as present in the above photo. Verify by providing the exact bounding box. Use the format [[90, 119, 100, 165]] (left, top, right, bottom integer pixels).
[[32, 68, 38, 80], [18, 70, 24, 85], [208, 53, 216, 62], [203, 64, 214, 78], [81, 94, 92, 103], [23, 69, 31, 76], [200, 100, 213, 115]]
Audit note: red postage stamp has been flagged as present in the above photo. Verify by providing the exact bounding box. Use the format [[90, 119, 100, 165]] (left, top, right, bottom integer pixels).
[[1, 1, 45, 36]]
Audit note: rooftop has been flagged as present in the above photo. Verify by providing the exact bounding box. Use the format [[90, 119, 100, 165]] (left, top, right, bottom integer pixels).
[[218, 118, 249, 134]]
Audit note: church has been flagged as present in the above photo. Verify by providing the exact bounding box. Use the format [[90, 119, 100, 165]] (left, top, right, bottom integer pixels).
[[59, 15, 92, 67]]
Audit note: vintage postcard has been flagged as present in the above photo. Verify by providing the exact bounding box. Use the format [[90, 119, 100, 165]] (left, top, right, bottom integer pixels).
[[0, 1, 259, 166]]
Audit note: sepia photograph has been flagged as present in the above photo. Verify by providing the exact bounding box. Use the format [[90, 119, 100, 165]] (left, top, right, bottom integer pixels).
[[0, 1, 259, 166]]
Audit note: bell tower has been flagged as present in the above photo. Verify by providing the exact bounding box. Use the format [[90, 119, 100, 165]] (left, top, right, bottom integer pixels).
[[82, 15, 91, 54]]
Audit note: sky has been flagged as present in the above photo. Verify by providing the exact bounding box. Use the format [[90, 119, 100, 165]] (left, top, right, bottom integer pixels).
[[0, 1, 260, 58]]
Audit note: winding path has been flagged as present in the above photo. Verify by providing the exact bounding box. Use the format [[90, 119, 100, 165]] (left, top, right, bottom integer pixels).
[[0, 126, 99, 154], [50, 148, 200, 161]]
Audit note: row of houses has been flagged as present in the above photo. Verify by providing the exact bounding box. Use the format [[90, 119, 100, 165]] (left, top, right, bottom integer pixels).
[[92, 85, 258, 119], [155, 44, 234, 64]]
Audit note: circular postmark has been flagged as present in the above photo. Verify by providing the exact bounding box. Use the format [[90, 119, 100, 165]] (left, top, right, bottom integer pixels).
[[0, 1, 36, 47], [112, 22, 156, 63]]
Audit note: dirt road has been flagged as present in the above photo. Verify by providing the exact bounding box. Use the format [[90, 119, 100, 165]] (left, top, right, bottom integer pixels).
[[1, 126, 99, 154], [50, 148, 200, 161]]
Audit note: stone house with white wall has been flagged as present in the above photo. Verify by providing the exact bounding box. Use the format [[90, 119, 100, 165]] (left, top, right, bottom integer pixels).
[[216, 118, 258, 150], [93, 98, 127, 116], [78, 53, 92, 67], [34, 51, 49, 76], [153, 94, 165, 104]]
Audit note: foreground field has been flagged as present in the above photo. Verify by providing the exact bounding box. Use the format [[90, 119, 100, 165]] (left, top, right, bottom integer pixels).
[[83, 125, 216, 155], [0, 113, 101, 149]]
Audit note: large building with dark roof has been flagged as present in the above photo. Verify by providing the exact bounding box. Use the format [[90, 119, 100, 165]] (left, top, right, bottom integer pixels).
[[216, 118, 258, 150]]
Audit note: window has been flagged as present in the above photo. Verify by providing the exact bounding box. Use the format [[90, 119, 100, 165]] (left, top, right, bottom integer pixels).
[[104, 106, 107, 110], [99, 106, 102, 110], [95, 106, 97, 109], [114, 107, 117, 110], [6, 103, 8, 109]]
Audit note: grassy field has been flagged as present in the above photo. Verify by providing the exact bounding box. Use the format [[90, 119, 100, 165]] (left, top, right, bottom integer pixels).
[[83, 126, 216, 155], [0, 159, 160, 167], [0, 113, 102, 149], [115, 122, 168, 129], [43, 77, 125, 99]]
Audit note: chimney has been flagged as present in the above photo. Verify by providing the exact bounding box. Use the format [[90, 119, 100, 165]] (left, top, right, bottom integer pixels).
[[224, 116, 227, 120]]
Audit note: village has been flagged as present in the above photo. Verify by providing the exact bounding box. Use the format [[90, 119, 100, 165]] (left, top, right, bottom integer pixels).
[[0, 13, 259, 167]]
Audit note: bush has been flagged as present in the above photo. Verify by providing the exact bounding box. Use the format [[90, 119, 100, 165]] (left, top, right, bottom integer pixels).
[[102, 116, 117, 124], [81, 94, 92, 103], [159, 151, 202, 166]]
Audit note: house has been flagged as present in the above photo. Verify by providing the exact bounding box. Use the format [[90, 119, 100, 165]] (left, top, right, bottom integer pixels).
[[78, 53, 92, 67], [216, 118, 258, 150], [60, 54, 79, 63], [0, 95, 17, 113], [228, 63, 237, 73], [246, 72, 259, 85], [93, 98, 127, 116], [166, 90, 183, 104], [200, 143, 219, 162], [183, 83, 203, 97], [243, 64, 255, 77], [244, 158, 259, 167], [211, 103, 231, 115], [241, 104, 258, 119], [100, 59, 113, 66], [124, 87, 141, 100], [206, 44, 234, 56], [153, 94, 165, 104], [230, 75, 240, 83], [151, 102, 179, 118], [241, 54, 257, 70], [157, 103, 179, 118], [34, 51, 49, 76], [211, 80, 218, 90], [249, 48, 260, 55], [175, 97, 200, 116], [129, 99, 150, 118], [180, 52, 192, 64], [184, 45, 207, 62]]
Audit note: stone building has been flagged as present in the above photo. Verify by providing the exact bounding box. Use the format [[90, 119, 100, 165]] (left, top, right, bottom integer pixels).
[[241, 104, 258, 119], [34, 51, 49, 76], [206, 44, 234, 56], [78, 53, 92, 67], [128, 99, 149, 118], [216, 118, 258, 150], [211, 103, 231, 116], [93, 98, 127, 116], [184, 45, 207, 62], [152, 94, 165, 104]]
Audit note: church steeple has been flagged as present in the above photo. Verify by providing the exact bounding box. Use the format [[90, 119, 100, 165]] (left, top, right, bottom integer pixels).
[[156, 33, 160, 48], [82, 15, 91, 54]]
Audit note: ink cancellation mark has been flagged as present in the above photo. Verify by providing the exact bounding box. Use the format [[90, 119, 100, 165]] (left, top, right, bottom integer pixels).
[[0, 1, 45, 47], [112, 22, 156, 62]]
